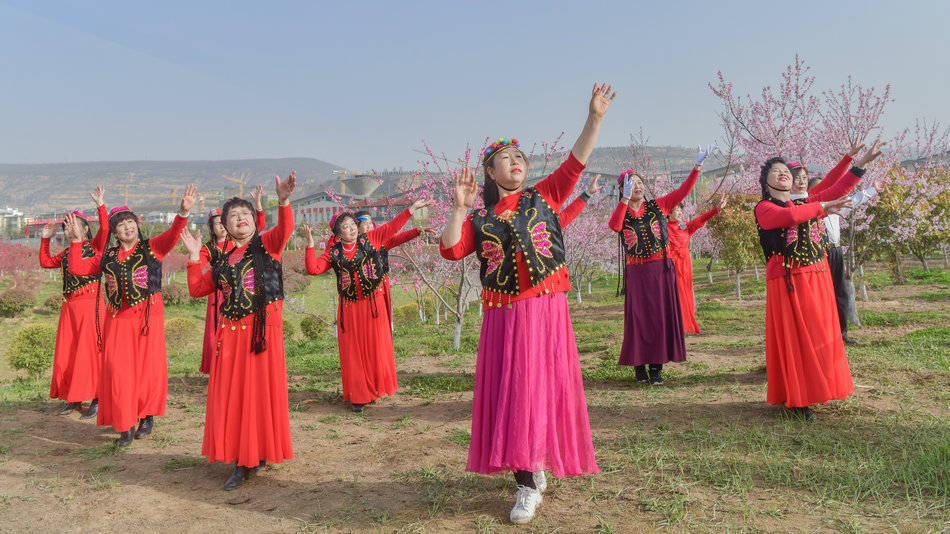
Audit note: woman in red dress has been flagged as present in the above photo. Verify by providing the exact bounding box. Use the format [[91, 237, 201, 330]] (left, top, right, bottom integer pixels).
[[302, 198, 432, 413], [198, 185, 267, 374], [440, 84, 615, 525], [753, 141, 883, 420], [183, 173, 296, 490], [666, 195, 727, 334], [64, 185, 198, 446], [39, 192, 109, 418]]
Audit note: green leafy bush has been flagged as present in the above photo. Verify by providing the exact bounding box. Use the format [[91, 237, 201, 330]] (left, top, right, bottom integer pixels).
[[162, 284, 188, 306], [165, 317, 198, 354], [7, 324, 57, 379], [44, 294, 64, 311], [283, 318, 297, 340], [0, 287, 36, 317], [300, 316, 329, 341]]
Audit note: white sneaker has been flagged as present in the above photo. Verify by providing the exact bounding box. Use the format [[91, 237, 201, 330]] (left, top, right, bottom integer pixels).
[[533, 471, 547, 493], [509, 485, 542, 524]]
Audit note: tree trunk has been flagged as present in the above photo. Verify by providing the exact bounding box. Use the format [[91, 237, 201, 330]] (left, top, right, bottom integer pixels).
[[576, 288, 582, 303], [753, 263, 760, 280], [845, 273, 861, 327], [706, 259, 714, 284], [858, 264, 869, 302], [944, 244, 949, 269], [919, 254, 930, 271], [587, 280, 592, 294], [734, 271, 741, 300], [453, 318, 463, 351], [435, 302, 440, 325]]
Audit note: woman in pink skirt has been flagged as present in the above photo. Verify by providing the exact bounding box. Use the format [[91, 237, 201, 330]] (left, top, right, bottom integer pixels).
[[440, 84, 615, 524]]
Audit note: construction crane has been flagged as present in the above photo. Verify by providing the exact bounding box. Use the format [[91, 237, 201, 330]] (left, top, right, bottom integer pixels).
[[220, 169, 251, 197]]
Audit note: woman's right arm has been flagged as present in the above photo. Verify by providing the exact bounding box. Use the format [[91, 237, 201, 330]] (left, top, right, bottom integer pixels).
[[754, 201, 826, 230], [39, 237, 64, 268]]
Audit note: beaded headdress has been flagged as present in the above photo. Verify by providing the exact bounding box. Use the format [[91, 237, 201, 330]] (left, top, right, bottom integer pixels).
[[68, 210, 90, 221], [208, 208, 221, 218], [481, 138, 520, 165], [108, 206, 134, 219], [617, 169, 638, 185]]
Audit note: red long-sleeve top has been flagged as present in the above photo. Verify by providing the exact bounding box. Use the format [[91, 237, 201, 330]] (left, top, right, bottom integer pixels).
[[667, 207, 719, 258], [187, 204, 294, 298], [39, 205, 110, 268], [305, 209, 412, 299], [439, 153, 585, 307], [559, 194, 589, 227], [755, 157, 863, 279], [608, 167, 701, 263]]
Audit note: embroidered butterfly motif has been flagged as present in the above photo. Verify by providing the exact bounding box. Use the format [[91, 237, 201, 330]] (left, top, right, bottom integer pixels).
[[530, 222, 553, 258], [809, 222, 822, 244], [341, 270, 351, 290], [242, 268, 256, 293], [482, 241, 504, 275], [132, 266, 148, 289], [362, 262, 377, 279], [220, 282, 233, 297], [105, 274, 118, 297], [650, 220, 661, 238], [786, 226, 799, 245], [622, 229, 638, 249]]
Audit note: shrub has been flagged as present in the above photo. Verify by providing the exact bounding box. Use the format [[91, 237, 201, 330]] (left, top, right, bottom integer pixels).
[[283, 319, 297, 340], [283, 271, 312, 295], [0, 287, 36, 317], [44, 294, 64, 311], [394, 303, 419, 324], [300, 316, 329, 341], [7, 324, 57, 379], [162, 284, 188, 306], [165, 317, 198, 354]]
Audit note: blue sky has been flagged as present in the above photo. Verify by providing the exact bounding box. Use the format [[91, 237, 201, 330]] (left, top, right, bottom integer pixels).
[[1, 0, 946, 171]]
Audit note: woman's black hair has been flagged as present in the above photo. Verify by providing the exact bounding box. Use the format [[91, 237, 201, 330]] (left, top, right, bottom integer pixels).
[[332, 212, 357, 237], [759, 157, 789, 199], [107, 210, 145, 247]]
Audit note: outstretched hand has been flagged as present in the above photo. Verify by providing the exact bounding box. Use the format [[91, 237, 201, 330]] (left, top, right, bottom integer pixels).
[[589, 83, 617, 119], [854, 139, 885, 169], [63, 213, 83, 243], [585, 174, 604, 196], [179, 227, 203, 259], [250, 184, 264, 210], [871, 176, 887, 191], [846, 141, 866, 159], [179, 184, 198, 214], [695, 145, 718, 166], [276, 172, 296, 205], [409, 198, 434, 214], [454, 167, 479, 210], [821, 196, 854, 217], [41, 222, 57, 239], [301, 221, 315, 248], [90, 186, 106, 207], [419, 227, 436, 235], [716, 195, 728, 211]]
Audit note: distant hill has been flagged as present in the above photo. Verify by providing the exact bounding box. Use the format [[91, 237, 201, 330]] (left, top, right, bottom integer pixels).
[[0, 157, 345, 213], [0, 146, 699, 214]]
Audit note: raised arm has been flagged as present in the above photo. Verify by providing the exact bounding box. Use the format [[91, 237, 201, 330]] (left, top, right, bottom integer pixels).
[[260, 173, 296, 254], [607, 201, 628, 232], [807, 145, 861, 196], [39, 223, 64, 268], [685, 207, 720, 236], [251, 184, 267, 231], [63, 214, 103, 276], [385, 228, 421, 249], [90, 204, 110, 252], [755, 201, 827, 230], [181, 227, 216, 298], [570, 83, 616, 165], [150, 184, 197, 258]]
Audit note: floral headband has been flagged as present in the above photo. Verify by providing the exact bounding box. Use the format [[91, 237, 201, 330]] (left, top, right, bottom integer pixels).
[[617, 169, 638, 185], [68, 210, 90, 221], [787, 160, 804, 170], [481, 138, 520, 165], [208, 208, 221, 218]]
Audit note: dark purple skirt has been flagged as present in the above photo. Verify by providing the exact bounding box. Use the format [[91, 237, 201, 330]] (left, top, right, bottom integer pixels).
[[618, 259, 687, 366]]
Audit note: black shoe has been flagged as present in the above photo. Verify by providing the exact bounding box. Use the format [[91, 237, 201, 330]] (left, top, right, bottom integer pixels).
[[634, 365, 649, 383], [59, 402, 79, 415], [842, 334, 858, 345], [224, 465, 250, 491], [79, 399, 98, 420], [649, 365, 664, 386], [253, 460, 266, 474], [790, 406, 816, 422], [134, 416, 153, 439], [116, 428, 135, 447], [351, 403, 365, 413]]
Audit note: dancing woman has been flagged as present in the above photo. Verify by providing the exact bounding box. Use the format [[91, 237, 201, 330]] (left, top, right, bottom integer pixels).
[[440, 84, 615, 524], [754, 141, 883, 420], [39, 191, 109, 418], [64, 185, 197, 446], [302, 198, 432, 413], [666, 195, 727, 334], [608, 146, 716, 385], [183, 173, 296, 490]]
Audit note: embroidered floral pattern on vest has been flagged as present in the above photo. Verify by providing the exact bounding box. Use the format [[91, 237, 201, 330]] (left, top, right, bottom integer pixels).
[[530, 221, 553, 258]]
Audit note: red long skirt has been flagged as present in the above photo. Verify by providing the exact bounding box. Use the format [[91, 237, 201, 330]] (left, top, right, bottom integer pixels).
[[336, 286, 397, 405], [97, 295, 168, 432], [49, 284, 103, 402], [202, 301, 293, 468], [765, 261, 854, 408], [199, 291, 223, 374], [670, 251, 700, 334]]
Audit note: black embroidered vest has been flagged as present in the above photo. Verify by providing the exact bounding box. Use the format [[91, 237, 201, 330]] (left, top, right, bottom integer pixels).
[[62, 241, 100, 296], [756, 198, 827, 267], [100, 241, 163, 310], [620, 200, 669, 258], [211, 240, 284, 320], [471, 187, 566, 295], [329, 234, 385, 303]]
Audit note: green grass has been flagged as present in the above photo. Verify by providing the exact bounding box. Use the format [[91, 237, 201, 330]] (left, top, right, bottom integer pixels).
[[70, 443, 124, 460], [446, 428, 471, 447], [857, 309, 943, 327], [161, 457, 205, 472], [401, 374, 474, 398]]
